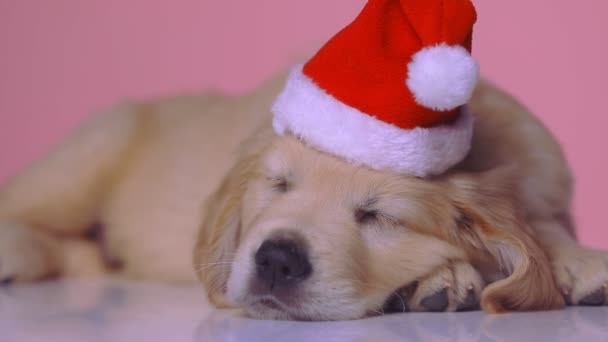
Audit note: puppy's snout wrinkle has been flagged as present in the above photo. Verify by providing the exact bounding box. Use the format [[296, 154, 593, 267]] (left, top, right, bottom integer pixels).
[[254, 237, 312, 290]]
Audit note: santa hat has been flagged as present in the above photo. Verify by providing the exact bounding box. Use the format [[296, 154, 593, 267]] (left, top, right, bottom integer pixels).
[[272, 0, 479, 177]]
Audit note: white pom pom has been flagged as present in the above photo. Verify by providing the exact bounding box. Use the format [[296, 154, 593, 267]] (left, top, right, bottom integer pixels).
[[406, 44, 479, 111]]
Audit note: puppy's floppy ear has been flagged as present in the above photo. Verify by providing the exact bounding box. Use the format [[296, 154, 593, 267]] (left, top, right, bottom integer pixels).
[[193, 152, 260, 308], [447, 167, 564, 313]]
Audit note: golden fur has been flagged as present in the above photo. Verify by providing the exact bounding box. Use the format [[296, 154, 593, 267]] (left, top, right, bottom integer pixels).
[[1, 73, 607, 320]]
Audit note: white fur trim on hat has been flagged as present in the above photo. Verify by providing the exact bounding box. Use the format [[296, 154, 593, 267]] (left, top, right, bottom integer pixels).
[[406, 44, 479, 111], [272, 65, 474, 177]]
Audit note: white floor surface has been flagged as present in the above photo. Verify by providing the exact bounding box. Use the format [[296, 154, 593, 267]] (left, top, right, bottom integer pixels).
[[1, 279, 607, 342]]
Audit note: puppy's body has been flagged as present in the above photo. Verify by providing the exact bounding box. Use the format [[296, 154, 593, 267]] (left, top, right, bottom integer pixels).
[[0, 76, 284, 283], [1, 74, 606, 320]]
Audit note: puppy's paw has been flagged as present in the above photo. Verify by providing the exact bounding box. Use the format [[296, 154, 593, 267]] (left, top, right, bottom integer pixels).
[[0, 223, 61, 284], [384, 261, 484, 313], [552, 246, 608, 306]]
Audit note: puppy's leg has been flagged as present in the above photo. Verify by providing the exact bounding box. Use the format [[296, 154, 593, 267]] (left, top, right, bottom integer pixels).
[[0, 222, 62, 283], [0, 104, 143, 283], [533, 215, 608, 306], [409, 261, 485, 312], [385, 261, 485, 313]]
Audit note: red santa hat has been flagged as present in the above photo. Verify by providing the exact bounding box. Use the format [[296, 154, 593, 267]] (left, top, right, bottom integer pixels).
[[272, 0, 479, 177]]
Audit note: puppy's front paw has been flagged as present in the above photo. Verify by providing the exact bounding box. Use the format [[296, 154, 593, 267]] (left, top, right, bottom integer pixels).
[[0, 223, 61, 284], [552, 246, 608, 306], [384, 261, 484, 313]]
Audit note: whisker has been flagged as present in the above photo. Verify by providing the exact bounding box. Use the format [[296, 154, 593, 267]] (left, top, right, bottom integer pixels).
[[347, 278, 388, 291], [392, 290, 407, 313], [194, 261, 235, 266], [371, 307, 385, 316], [196, 262, 235, 272]]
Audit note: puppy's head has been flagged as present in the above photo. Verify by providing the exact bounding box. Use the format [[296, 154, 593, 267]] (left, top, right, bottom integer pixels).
[[194, 134, 563, 320]]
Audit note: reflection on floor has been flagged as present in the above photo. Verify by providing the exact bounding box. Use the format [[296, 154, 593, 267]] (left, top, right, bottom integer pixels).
[[1, 279, 607, 342]]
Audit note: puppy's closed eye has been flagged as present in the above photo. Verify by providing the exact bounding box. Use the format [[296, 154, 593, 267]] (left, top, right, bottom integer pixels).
[[355, 208, 379, 225], [355, 197, 405, 227], [268, 176, 291, 193]]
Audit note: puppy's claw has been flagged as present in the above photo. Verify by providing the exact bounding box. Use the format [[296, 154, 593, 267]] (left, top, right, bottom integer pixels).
[[563, 294, 572, 306], [383, 292, 410, 314], [0, 276, 15, 286], [457, 288, 479, 311], [579, 288, 606, 306], [420, 288, 449, 312]]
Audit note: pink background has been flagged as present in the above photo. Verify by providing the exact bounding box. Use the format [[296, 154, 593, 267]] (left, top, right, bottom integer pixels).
[[1, 1, 606, 247]]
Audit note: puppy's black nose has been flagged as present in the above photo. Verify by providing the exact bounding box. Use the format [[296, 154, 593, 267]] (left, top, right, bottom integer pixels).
[[254, 238, 312, 290]]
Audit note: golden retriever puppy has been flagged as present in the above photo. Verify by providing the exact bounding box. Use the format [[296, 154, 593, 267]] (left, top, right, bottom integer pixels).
[[0, 74, 606, 320]]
